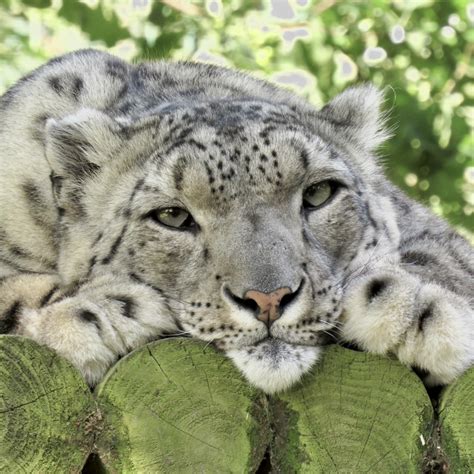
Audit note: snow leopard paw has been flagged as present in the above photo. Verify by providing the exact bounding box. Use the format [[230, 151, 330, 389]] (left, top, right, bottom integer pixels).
[[340, 264, 474, 385], [18, 300, 117, 386]]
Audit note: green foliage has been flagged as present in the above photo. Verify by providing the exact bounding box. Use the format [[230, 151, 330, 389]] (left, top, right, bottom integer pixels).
[[0, 0, 472, 233], [58, 0, 129, 46], [21, 0, 50, 8]]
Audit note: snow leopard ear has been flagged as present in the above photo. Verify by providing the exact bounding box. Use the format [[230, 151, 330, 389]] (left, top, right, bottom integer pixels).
[[45, 108, 121, 180], [318, 84, 389, 151]]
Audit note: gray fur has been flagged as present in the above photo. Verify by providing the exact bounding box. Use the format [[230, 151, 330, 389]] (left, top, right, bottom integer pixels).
[[0, 49, 472, 392]]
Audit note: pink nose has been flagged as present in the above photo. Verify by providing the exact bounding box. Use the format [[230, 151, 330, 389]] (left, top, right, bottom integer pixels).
[[244, 287, 292, 327]]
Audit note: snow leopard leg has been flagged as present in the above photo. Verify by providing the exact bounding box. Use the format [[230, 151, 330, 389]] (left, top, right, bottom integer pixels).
[[340, 256, 474, 385], [0, 273, 178, 385]]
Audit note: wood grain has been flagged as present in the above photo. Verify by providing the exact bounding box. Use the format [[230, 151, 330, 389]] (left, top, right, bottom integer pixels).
[[0, 335, 97, 473]]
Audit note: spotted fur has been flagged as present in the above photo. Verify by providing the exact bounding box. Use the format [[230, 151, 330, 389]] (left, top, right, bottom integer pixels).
[[0, 50, 472, 392]]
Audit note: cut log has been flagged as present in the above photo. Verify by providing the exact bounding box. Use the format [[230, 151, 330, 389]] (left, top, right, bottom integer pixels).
[[440, 367, 474, 472], [1, 336, 453, 473], [95, 338, 271, 473], [272, 345, 433, 473], [0, 335, 97, 473]]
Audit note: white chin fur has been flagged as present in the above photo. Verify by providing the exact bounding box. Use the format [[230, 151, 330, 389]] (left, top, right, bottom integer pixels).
[[226, 339, 321, 394]]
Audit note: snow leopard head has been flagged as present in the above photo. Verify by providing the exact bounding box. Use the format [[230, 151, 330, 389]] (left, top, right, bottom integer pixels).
[[45, 63, 399, 393]]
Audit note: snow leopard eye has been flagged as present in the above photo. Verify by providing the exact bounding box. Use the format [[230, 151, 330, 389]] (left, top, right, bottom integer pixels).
[[303, 180, 340, 209], [151, 207, 196, 230]]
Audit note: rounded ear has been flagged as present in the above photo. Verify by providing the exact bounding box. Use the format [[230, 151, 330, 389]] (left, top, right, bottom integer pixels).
[[45, 108, 121, 180], [318, 84, 390, 151]]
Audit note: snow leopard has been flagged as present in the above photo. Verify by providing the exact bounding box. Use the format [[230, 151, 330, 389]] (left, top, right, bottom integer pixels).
[[0, 49, 472, 394]]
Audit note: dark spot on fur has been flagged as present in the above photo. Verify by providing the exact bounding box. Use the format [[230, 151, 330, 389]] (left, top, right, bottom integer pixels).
[[22, 180, 50, 228], [51, 281, 82, 303], [401, 251, 437, 267], [300, 150, 309, 168], [0, 301, 21, 333], [364, 238, 378, 250], [364, 202, 378, 230], [109, 296, 135, 319], [418, 304, 434, 332], [173, 156, 187, 191], [188, 138, 206, 151], [48, 76, 63, 95], [78, 310, 100, 329], [101, 225, 127, 264], [367, 279, 388, 302], [94, 232, 104, 245], [106, 58, 128, 79], [40, 286, 59, 307], [86, 255, 97, 278], [129, 272, 163, 293], [10, 246, 27, 258], [71, 77, 83, 100]]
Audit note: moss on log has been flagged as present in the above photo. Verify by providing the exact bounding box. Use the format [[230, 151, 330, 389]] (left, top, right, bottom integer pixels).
[[0, 335, 97, 473], [440, 367, 474, 472], [272, 345, 433, 473], [95, 339, 271, 473]]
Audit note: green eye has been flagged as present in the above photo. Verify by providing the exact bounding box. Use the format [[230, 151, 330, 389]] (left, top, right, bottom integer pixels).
[[152, 207, 196, 230], [303, 181, 339, 209]]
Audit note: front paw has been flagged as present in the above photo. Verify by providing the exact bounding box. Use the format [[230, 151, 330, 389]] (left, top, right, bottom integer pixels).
[[396, 283, 474, 385], [19, 302, 116, 386], [340, 265, 421, 354], [340, 266, 474, 385]]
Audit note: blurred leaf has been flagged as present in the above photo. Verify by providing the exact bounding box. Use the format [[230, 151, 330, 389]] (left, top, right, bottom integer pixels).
[[22, 0, 51, 7], [58, 0, 128, 47]]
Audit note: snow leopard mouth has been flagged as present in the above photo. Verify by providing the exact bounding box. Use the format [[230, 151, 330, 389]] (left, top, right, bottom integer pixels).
[[226, 337, 322, 393]]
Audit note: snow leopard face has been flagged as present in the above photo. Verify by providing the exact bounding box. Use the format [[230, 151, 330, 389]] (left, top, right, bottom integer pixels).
[[46, 84, 397, 393]]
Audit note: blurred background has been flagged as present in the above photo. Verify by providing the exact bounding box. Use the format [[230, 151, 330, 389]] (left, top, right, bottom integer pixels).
[[0, 0, 473, 236]]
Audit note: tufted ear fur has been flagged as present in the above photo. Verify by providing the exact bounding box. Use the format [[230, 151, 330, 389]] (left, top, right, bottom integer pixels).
[[318, 84, 390, 151], [45, 108, 121, 180]]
